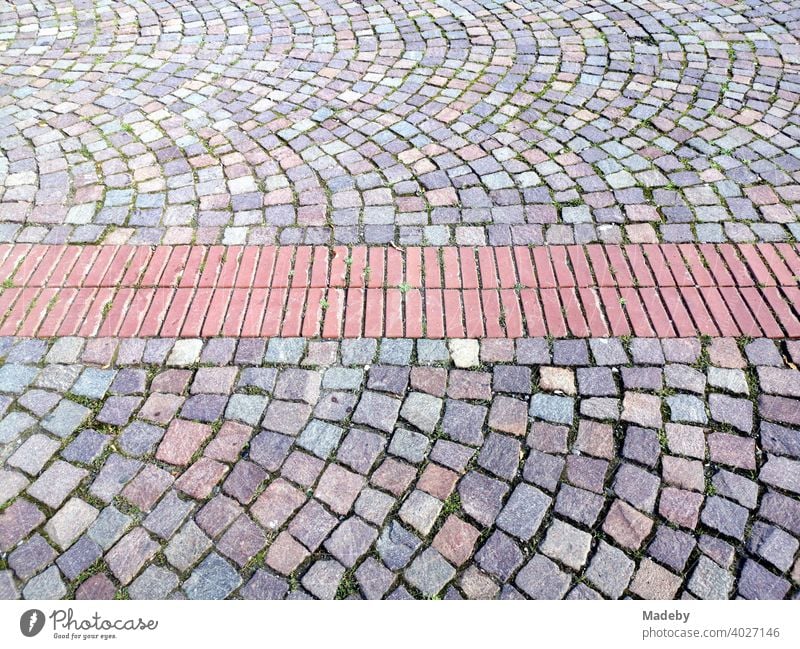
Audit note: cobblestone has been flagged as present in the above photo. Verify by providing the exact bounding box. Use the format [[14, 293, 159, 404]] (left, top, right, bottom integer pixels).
[[0, 336, 797, 599]]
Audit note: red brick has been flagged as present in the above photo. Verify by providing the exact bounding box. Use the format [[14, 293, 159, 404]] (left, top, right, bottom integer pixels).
[[140, 246, 171, 286], [561, 287, 589, 337], [119, 289, 154, 337], [513, 246, 536, 288], [463, 289, 485, 338], [261, 287, 287, 336], [160, 288, 194, 337], [405, 247, 422, 287], [201, 288, 232, 337], [160, 246, 190, 287], [348, 246, 367, 288], [680, 244, 714, 286], [661, 244, 693, 286], [329, 246, 348, 286], [699, 287, 739, 337], [699, 244, 735, 286], [301, 288, 324, 338], [198, 246, 224, 287], [478, 247, 499, 288], [217, 246, 242, 288], [659, 286, 696, 338], [29, 245, 70, 286], [385, 288, 403, 338], [405, 289, 423, 338], [776, 243, 800, 278], [642, 244, 674, 286], [494, 247, 517, 288], [120, 247, 152, 286], [48, 246, 82, 286], [423, 247, 441, 288], [599, 287, 631, 337], [679, 287, 718, 336], [310, 246, 329, 287], [367, 246, 385, 288], [38, 288, 77, 337], [177, 246, 206, 288], [16, 244, 58, 286], [181, 287, 213, 337], [443, 289, 465, 338], [65, 246, 101, 287], [625, 244, 655, 287], [281, 288, 306, 336], [762, 287, 800, 337], [253, 245, 276, 287], [718, 245, 753, 286], [606, 245, 635, 286], [550, 246, 575, 287], [739, 287, 782, 337], [291, 246, 312, 288], [443, 247, 460, 289], [639, 288, 676, 338], [234, 247, 260, 288], [718, 287, 760, 337], [757, 244, 793, 285], [364, 288, 384, 337], [567, 245, 593, 287], [78, 287, 115, 337], [321, 288, 344, 339], [500, 289, 524, 338], [343, 288, 364, 337], [619, 287, 655, 337], [138, 288, 174, 337], [459, 247, 479, 289], [18, 287, 58, 336], [0, 287, 37, 335], [586, 244, 614, 286], [579, 287, 610, 338], [480, 290, 502, 338], [520, 289, 546, 337], [531, 247, 555, 288], [93, 288, 129, 337], [541, 288, 567, 337], [271, 246, 294, 288], [424, 289, 444, 338], [222, 288, 249, 337]]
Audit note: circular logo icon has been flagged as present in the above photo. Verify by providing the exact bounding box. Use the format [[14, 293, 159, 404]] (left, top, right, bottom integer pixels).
[[20, 609, 45, 638]]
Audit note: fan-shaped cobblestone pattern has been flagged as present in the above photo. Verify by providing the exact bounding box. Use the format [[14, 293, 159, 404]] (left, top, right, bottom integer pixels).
[[1, 0, 800, 246], [0, 335, 799, 600]]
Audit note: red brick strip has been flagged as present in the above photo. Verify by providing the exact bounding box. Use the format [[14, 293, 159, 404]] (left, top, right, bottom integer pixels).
[[1, 244, 799, 339]]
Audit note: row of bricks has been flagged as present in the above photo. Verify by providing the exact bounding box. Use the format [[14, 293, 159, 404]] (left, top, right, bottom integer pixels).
[[1, 284, 798, 339], [2, 243, 800, 290]]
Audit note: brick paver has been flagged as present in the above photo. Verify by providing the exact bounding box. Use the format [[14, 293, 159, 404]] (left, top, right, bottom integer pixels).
[[1, 243, 799, 338]]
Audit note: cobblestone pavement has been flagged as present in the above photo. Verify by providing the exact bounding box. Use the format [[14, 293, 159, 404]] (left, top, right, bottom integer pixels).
[[1, 335, 799, 600], [1, 0, 800, 246], [2, 0, 800, 604]]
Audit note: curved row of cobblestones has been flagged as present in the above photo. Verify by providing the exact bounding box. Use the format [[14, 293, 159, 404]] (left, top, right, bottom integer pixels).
[[1, 0, 799, 245]]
